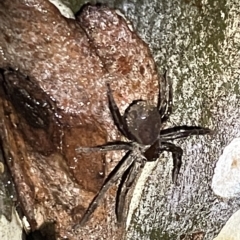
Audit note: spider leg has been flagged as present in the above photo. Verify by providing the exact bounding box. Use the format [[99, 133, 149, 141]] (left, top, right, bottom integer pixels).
[[144, 140, 182, 183], [115, 162, 134, 223], [107, 83, 131, 139], [161, 142, 183, 184], [76, 141, 133, 153], [157, 71, 173, 123], [115, 160, 144, 222], [160, 126, 212, 141], [74, 150, 137, 228]]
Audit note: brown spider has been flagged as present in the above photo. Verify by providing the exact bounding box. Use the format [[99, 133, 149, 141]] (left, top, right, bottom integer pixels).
[[75, 73, 211, 227]]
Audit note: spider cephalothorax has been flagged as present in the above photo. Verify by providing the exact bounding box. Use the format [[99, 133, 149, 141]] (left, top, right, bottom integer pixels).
[[124, 100, 161, 145], [75, 73, 211, 227]]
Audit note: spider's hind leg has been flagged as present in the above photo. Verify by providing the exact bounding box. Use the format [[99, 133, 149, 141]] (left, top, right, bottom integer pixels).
[[160, 142, 183, 184], [74, 150, 137, 228], [115, 162, 134, 223], [115, 160, 144, 223]]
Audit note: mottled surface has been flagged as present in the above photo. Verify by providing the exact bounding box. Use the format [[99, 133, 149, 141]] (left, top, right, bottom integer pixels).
[[0, 1, 159, 239]]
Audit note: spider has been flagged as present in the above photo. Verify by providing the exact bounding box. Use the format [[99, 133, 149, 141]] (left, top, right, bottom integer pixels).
[[75, 72, 211, 227]]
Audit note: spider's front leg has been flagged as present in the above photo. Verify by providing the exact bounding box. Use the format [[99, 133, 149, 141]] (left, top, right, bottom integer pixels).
[[76, 141, 133, 153], [106, 83, 130, 138], [160, 126, 212, 141]]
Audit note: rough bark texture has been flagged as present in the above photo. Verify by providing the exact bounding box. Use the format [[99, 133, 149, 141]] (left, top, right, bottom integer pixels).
[[0, 1, 160, 239]]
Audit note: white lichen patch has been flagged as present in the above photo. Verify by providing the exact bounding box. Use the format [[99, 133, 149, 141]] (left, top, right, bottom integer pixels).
[[48, 0, 75, 19], [213, 209, 240, 240], [212, 138, 240, 198]]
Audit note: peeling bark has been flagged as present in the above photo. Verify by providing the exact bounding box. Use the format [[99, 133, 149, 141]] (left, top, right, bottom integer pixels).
[[0, 1, 160, 239]]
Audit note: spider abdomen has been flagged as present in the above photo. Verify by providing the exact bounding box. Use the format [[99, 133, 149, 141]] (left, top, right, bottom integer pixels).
[[124, 100, 161, 145]]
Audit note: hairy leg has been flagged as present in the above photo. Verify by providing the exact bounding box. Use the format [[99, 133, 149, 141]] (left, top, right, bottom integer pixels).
[[115, 160, 144, 223], [74, 151, 138, 228], [160, 142, 183, 184], [107, 83, 131, 138], [143, 140, 182, 183], [160, 126, 212, 141], [76, 141, 133, 153], [115, 162, 134, 223]]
